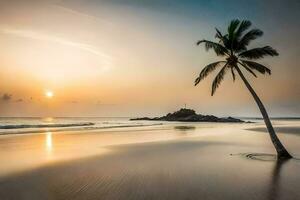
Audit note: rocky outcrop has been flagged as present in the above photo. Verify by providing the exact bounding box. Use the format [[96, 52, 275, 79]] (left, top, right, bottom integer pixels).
[[131, 108, 245, 123]]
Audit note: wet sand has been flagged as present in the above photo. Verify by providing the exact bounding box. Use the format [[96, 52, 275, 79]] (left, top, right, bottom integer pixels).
[[0, 121, 300, 200]]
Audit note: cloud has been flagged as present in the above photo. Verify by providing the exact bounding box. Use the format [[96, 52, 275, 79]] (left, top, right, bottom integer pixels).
[[0, 27, 113, 64], [53, 5, 113, 26], [15, 98, 23, 102], [1, 93, 12, 101]]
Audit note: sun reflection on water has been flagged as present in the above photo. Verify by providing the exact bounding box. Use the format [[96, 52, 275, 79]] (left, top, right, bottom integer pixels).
[[43, 117, 54, 123]]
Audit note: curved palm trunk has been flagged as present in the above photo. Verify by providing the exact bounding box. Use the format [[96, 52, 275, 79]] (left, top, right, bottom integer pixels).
[[235, 66, 292, 159]]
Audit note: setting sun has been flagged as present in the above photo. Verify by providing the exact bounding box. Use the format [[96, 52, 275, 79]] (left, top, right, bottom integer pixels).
[[45, 91, 54, 98]]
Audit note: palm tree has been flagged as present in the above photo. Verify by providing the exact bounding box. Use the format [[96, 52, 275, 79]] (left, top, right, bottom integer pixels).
[[195, 19, 292, 159]]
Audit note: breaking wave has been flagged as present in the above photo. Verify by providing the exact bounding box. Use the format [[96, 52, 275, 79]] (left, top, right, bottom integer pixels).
[[0, 122, 95, 129]]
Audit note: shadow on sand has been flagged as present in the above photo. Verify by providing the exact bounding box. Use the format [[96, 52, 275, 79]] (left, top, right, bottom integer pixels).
[[268, 158, 289, 200], [240, 153, 297, 200]]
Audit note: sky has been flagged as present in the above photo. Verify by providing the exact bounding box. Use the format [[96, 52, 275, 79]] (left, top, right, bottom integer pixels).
[[0, 0, 299, 117]]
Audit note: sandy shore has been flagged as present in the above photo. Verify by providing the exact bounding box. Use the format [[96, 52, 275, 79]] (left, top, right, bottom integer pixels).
[[0, 121, 300, 200]]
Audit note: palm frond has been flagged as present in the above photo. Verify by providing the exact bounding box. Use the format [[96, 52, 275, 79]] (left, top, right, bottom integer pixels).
[[240, 60, 271, 75], [238, 46, 278, 59], [228, 19, 240, 42], [195, 61, 225, 86], [215, 28, 223, 40], [215, 28, 230, 48], [197, 40, 229, 56], [211, 64, 228, 96], [237, 29, 263, 51], [235, 20, 252, 39], [241, 64, 257, 77], [231, 67, 236, 81]]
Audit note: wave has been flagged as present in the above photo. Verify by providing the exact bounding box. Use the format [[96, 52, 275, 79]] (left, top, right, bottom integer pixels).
[[0, 123, 164, 135], [0, 122, 95, 129]]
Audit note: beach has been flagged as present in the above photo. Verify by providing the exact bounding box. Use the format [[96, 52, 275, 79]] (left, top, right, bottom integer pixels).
[[0, 119, 300, 200]]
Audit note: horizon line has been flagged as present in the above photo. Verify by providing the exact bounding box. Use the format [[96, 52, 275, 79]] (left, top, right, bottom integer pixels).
[[0, 116, 299, 119]]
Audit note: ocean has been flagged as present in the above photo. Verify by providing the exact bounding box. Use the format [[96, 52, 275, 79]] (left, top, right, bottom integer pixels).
[[0, 117, 162, 135], [1, 117, 299, 136]]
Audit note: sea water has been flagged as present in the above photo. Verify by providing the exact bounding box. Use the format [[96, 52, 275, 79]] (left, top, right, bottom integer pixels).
[[0, 117, 162, 135]]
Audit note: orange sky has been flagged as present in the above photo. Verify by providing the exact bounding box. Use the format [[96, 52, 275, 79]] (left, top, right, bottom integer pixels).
[[0, 0, 299, 117]]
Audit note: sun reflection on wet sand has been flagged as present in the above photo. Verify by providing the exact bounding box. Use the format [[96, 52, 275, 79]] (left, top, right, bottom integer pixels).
[[45, 132, 53, 158]]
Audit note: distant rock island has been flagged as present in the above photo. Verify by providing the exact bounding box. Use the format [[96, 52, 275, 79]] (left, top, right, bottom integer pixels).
[[131, 108, 245, 123]]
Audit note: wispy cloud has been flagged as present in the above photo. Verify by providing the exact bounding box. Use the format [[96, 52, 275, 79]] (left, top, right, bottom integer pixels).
[[0, 27, 112, 63], [53, 5, 113, 26]]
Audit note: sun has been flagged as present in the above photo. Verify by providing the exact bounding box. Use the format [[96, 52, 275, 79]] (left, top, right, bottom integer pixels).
[[45, 91, 54, 98]]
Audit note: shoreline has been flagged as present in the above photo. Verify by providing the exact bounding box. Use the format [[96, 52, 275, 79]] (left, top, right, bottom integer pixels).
[[0, 121, 299, 200]]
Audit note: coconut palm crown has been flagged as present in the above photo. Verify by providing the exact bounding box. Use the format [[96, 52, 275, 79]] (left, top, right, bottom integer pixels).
[[195, 19, 292, 159]]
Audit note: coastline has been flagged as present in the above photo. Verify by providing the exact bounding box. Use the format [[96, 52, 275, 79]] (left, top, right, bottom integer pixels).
[[0, 120, 299, 199]]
